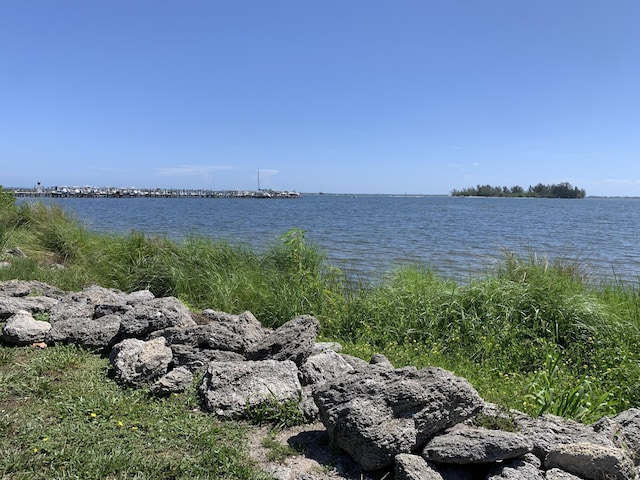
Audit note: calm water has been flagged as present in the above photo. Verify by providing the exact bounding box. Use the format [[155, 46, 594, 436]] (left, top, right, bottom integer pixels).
[[31, 195, 640, 284]]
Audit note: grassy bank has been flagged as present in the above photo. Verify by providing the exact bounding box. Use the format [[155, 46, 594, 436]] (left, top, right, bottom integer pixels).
[[2, 190, 640, 476]]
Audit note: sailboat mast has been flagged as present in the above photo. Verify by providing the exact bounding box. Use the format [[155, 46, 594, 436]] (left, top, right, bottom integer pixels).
[[258, 169, 260, 191]]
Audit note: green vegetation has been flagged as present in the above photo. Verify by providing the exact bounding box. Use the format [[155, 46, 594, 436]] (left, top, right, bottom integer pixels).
[[0, 345, 273, 479], [451, 182, 586, 198], [2, 192, 640, 476]]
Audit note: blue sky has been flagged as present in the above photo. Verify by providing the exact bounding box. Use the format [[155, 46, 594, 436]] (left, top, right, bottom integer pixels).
[[2, 1, 639, 196]]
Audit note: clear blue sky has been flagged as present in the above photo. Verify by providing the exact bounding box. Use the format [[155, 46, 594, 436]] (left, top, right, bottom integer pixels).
[[2, 1, 639, 195]]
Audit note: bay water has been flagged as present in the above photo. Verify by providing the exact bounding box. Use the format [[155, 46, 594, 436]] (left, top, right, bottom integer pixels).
[[36, 195, 640, 284]]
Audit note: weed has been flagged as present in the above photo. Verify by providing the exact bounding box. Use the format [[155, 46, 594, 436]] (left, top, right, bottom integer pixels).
[[244, 393, 306, 429]]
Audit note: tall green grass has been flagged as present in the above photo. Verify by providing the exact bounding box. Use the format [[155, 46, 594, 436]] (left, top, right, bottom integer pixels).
[[2, 195, 640, 420]]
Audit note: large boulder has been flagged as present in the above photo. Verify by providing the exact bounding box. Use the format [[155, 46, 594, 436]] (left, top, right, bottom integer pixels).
[[247, 315, 319, 366], [199, 360, 302, 419], [119, 297, 196, 337], [47, 314, 121, 350], [422, 426, 533, 464], [544, 442, 636, 480], [109, 337, 173, 386], [312, 365, 484, 471], [1, 310, 51, 345]]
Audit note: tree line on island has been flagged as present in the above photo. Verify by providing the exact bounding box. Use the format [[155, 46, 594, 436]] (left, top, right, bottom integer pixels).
[[451, 182, 586, 198]]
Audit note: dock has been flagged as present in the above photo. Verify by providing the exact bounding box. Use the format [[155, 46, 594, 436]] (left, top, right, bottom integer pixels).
[[12, 186, 302, 199]]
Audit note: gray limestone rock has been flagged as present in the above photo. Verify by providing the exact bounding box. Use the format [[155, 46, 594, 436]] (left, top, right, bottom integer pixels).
[[0, 296, 59, 320], [422, 426, 533, 464], [485, 457, 545, 480], [119, 296, 196, 337], [47, 314, 121, 350], [593, 408, 640, 465], [247, 315, 320, 366], [312, 365, 484, 471], [298, 349, 355, 386], [544, 442, 635, 480], [49, 285, 126, 323], [544, 469, 584, 480], [395, 454, 444, 480], [199, 360, 302, 419], [109, 337, 173, 386], [1, 310, 51, 345], [515, 413, 616, 458], [150, 366, 193, 396], [169, 344, 245, 371]]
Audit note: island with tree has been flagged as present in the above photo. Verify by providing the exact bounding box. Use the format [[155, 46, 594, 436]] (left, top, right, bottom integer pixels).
[[451, 182, 586, 199]]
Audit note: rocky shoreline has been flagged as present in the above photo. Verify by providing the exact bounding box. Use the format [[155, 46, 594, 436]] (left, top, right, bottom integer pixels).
[[2, 279, 640, 480]]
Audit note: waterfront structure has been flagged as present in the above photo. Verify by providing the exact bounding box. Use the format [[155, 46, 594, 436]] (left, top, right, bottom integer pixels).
[[12, 186, 301, 199]]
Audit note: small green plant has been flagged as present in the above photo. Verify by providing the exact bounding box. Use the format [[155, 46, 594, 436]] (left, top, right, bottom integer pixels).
[[244, 393, 306, 429], [523, 353, 618, 422], [261, 431, 305, 462], [473, 405, 518, 432]]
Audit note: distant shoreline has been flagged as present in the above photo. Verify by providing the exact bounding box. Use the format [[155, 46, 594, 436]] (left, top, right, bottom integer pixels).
[[11, 186, 301, 199]]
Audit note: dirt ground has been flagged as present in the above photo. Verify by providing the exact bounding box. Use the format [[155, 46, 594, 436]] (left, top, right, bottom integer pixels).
[[246, 421, 392, 480]]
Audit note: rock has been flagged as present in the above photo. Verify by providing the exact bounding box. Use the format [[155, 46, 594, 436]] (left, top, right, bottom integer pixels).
[[153, 322, 254, 354], [47, 314, 121, 350], [593, 408, 640, 464], [544, 442, 635, 480], [247, 315, 320, 366], [370, 353, 394, 368], [0, 296, 59, 319], [515, 413, 616, 458], [1, 310, 51, 345], [49, 285, 127, 323], [0, 261, 10, 269], [6, 247, 26, 257], [545, 469, 584, 480], [119, 297, 196, 337], [169, 344, 245, 371], [311, 341, 343, 355], [422, 426, 533, 464], [199, 360, 302, 419], [340, 354, 370, 370], [485, 457, 545, 480], [150, 366, 193, 396], [395, 454, 444, 480], [312, 365, 484, 471], [200, 310, 270, 347], [109, 337, 173, 386], [298, 349, 355, 386], [0, 280, 64, 299], [299, 386, 320, 421], [125, 290, 155, 304]]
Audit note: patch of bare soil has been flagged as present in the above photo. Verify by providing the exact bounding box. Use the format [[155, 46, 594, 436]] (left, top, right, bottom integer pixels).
[[245, 421, 391, 480]]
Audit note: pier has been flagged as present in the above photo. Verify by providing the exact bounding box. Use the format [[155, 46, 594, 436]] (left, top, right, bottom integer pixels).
[[11, 186, 301, 199]]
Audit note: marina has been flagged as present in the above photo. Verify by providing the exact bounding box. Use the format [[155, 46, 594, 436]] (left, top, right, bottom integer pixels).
[[11, 185, 302, 199]]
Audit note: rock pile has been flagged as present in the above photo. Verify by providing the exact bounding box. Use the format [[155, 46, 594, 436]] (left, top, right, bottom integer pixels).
[[2, 279, 640, 480]]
